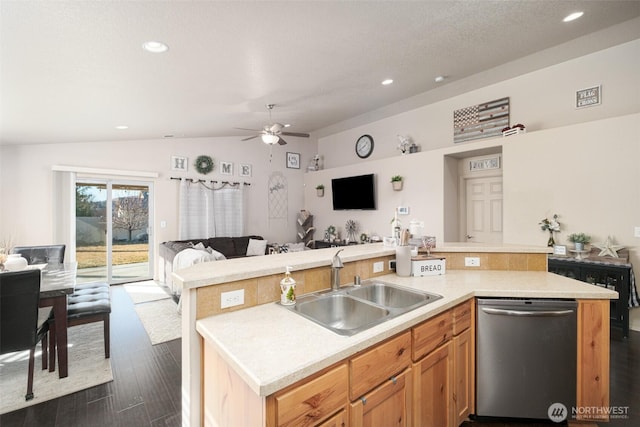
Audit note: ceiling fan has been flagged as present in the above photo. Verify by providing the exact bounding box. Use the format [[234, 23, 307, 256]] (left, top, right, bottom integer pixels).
[[237, 104, 310, 145]]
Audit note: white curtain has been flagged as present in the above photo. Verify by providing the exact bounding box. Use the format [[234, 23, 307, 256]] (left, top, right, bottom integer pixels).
[[178, 179, 245, 240]]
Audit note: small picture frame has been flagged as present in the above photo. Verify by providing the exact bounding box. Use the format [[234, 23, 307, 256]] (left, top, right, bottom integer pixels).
[[239, 164, 252, 177], [553, 245, 567, 256], [576, 85, 601, 109], [171, 156, 188, 172], [286, 152, 301, 169], [220, 161, 233, 175]]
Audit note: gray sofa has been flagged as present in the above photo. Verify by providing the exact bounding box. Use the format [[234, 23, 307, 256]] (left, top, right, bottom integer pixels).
[[158, 235, 265, 294]]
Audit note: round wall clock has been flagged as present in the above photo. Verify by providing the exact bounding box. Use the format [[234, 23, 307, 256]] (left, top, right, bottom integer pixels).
[[355, 134, 374, 159]]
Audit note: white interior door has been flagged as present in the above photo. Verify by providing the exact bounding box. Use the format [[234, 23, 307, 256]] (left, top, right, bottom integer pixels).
[[465, 176, 503, 243]]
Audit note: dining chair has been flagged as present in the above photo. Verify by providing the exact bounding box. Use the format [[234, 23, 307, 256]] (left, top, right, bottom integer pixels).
[[10, 244, 66, 265], [0, 269, 51, 400], [48, 282, 111, 369]]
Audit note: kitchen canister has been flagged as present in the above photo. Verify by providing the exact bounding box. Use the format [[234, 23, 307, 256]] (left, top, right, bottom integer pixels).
[[395, 246, 412, 277], [4, 253, 28, 271]]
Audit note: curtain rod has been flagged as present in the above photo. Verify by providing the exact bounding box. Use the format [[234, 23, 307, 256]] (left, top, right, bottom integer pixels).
[[170, 177, 251, 186]]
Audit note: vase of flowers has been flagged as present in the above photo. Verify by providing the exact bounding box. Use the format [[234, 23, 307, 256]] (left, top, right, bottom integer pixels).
[[397, 135, 411, 155], [539, 214, 561, 247]]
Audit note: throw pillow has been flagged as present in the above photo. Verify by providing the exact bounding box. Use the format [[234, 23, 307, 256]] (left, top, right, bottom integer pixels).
[[246, 238, 267, 256], [206, 247, 227, 260], [287, 242, 306, 252], [194, 242, 206, 250]]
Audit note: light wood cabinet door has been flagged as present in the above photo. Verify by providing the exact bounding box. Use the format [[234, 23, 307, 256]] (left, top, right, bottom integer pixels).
[[413, 342, 451, 427], [452, 328, 472, 425], [350, 368, 412, 427], [317, 409, 347, 427]]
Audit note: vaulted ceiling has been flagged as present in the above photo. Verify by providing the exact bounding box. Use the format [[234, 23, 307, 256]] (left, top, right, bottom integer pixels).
[[1, 1, 639, 145]]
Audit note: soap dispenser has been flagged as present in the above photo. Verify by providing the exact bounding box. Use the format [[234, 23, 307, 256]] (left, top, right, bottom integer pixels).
[[280, 266, 296, 305]]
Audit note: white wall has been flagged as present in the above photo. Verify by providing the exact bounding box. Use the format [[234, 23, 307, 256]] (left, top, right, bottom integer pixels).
[[0, 136, 317, 273], [318, 39, 640, 168], [310, 39, 640, 330]]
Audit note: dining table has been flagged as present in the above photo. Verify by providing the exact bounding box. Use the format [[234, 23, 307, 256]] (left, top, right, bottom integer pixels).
[[37, 262, 77, 378]]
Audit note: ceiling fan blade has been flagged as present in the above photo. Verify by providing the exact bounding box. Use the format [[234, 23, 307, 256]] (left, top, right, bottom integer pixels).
[[241, 135, 260, 141], [277, 137, 288, 145], [281, 131, 310, 138], [235, 127, 263, 132]]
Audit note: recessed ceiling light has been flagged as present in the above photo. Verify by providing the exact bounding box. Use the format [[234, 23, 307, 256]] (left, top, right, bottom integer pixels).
[[563, 11, 584, 22], [115, 125, 129, 130], [434, 76, 446, 83], [142, 41, 169, 53], [381, 79, 393, 85], [284, 124, 291, 128]]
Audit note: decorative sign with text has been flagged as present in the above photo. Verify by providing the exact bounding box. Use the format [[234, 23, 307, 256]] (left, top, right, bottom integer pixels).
[[576, 85, 601, 109]]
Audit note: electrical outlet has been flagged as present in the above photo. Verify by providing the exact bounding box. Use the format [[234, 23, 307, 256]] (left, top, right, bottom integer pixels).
[[389, 259, 396, 270], [465, 257, 480, 267], [221, 289, 244, 309], [373, 261, 384, 273]]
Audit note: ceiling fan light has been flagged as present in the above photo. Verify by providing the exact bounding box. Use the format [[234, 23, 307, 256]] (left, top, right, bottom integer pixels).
[[262, 134, 279, 144]]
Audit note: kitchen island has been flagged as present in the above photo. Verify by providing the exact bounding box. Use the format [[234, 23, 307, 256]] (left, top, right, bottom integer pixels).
[[174, 243, 617, 427]]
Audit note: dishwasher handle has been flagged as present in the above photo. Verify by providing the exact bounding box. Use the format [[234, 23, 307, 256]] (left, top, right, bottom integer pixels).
[[481, 307, 575, 317]]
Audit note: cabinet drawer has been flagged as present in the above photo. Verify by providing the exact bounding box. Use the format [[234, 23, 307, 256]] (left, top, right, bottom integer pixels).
[[274, 363, 348, 427], [452, 300, 472, 336], [412, 310, 453, 361], [350, 331, 411, 400]]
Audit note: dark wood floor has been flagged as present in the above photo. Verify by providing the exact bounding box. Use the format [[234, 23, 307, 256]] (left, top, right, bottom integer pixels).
[[1, 287, 637, 427], [0, 285, 181, 427]]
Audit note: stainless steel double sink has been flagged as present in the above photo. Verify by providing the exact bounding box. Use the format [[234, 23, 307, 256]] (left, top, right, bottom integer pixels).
[[280, 281, 442, 336]]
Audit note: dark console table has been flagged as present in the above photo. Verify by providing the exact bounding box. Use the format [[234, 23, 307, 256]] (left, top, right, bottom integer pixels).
[[548, 251, 637, 338]]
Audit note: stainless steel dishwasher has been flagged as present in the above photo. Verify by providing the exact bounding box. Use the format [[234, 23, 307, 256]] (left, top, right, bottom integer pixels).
[[476, 298, 577, 421]]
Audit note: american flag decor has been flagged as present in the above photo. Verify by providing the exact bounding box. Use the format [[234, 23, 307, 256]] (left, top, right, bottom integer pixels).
[[453, 97, 510, 143]]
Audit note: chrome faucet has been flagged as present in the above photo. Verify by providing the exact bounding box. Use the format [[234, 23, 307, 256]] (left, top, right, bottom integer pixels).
[[331, 249, 344, 290]]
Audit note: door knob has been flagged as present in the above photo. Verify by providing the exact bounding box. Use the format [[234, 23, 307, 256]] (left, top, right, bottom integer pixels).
[[466, 235, 474, 239]]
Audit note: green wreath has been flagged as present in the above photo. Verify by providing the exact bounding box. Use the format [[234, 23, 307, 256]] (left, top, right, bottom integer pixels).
[[194, 155, 214, 174]]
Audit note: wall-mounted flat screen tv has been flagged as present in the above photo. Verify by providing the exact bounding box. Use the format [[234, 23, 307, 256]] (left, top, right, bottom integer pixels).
[[331, 173, 376, 210]]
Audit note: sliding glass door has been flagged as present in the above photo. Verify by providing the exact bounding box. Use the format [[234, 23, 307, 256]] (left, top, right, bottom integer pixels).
[[75, 179, 153, 284]]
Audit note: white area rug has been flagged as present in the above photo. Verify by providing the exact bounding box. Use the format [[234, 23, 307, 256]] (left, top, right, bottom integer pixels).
[[123, 280, 171, 304], [134, 299, 181, 345], [0, 323, 113, 415]]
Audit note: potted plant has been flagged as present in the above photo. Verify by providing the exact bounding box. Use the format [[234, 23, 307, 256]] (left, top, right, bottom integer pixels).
[[567, 232, 591, 251], [315, 184, 324, 197], [391, 175, 403, 191]]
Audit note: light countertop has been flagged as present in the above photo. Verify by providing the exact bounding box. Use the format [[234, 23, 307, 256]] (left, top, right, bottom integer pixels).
[[174, 242, 552, 289], [196, 269, 617, 397]]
